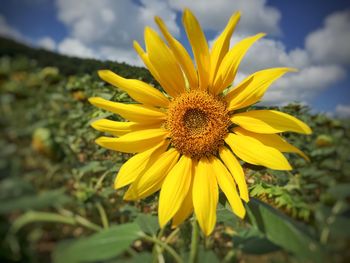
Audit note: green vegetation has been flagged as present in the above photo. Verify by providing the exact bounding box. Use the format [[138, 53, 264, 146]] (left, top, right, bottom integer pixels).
[[1, 39, 349, 262]]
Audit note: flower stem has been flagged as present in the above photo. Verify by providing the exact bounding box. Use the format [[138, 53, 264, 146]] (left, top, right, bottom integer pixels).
[[142, 234, 183, 263], [189, 219, 199, 263]]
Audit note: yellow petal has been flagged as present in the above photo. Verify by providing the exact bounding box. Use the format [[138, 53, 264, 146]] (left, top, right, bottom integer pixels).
[[226, 68, 296, 110], [209, 12, 240, 89], [95, 129, 169, 153], [225, 133, 292, 170], [211, 157, 246, 218], [183, 9, 210, 90], [155, 16, 198, 90], [90, 119, 158, 137], [89, 97, 166, 124], [213, 33, 265, 94], [234, 127, 310, 161], [98, 70, 169, 107], [172, 175, 194, 228], [231, 110, 312, 134], [193, 158, 218, 236], [158, 155, 193, 228], [114, 141, 169, 189], [124, 148, 180, 200], [219, 146, 249, 202], [133, 41, 162, 84], [145, 27, 186, 97]]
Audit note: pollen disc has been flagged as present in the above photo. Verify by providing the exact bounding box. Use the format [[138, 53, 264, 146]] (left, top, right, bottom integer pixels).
[[166, 90, 230, 159]]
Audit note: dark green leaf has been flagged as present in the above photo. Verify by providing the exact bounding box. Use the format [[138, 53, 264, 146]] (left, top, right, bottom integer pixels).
[[0, 189, 71, 214], [327, 183, 350, 200], [233, 228, 280, 255], [135, 214, 159, 236], [53, 223, 142, 263], [247, 198, 327, 261]]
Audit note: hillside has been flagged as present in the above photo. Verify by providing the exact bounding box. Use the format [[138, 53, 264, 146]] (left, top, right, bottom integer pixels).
[[0, 36, 155, 82]]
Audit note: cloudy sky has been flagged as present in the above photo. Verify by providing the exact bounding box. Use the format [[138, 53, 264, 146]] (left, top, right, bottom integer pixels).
[[1, 0, 349, 116]]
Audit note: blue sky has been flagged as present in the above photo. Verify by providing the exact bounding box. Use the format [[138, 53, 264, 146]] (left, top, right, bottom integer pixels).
[[0, 0, 349, 116]]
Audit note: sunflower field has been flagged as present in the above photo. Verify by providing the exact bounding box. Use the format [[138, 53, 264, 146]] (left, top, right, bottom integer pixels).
[[1, 40, 350, 263]]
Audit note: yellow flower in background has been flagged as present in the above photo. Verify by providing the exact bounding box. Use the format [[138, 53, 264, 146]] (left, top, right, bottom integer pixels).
[[89, 9, 311, 236]]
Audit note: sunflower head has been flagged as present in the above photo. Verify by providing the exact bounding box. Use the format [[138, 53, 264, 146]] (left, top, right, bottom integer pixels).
[[89, 9, 311, 236], [166, 90, 230, 159]]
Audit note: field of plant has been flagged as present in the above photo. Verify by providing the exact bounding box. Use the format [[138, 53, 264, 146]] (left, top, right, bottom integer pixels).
[[0, 49, 349, 262]]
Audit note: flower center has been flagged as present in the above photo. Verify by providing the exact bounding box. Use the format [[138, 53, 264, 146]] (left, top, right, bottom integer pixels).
[[166, 90, 230, 159]]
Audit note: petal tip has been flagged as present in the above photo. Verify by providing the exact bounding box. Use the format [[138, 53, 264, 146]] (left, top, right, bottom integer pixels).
[[158, 217, 168, 229], [95, 136, 108, 146], [257, 32, 267, 38], [97, 69, 110, 79], [242, 196, 250, 203], [90, 120, 99, 129], [287, 67, 298, 73], [88, 97, 100, 105], [236, 208, 246, 219], [154, 16, 161, 24]]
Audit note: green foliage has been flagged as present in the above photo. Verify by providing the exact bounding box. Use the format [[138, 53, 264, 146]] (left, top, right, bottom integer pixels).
[[0, 50, 349, 263], [0, 190, 71, 214], [247, 198, 325, 261], [53, 223, 141, 263]]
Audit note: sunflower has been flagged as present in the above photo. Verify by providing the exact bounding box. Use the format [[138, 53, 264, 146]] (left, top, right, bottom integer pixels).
[[89, 9, 311, 235]]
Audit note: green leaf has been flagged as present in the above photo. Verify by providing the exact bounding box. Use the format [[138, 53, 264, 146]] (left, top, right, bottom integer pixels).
[[0, 189, 71, 214], [11, 211, 76, 233], [247, 198, 327, 261], [216, 205, 239, 228], [328, 215, 350, 238], [197, 247, 220, 263], [53, 223, 142, 263], [233, 228, 280, 255], [135, 214, 159, 236], [327, 183, 350, 200]]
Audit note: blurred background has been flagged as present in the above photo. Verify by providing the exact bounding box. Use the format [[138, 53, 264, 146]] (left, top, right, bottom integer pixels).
[[0, 0, 349, 262]]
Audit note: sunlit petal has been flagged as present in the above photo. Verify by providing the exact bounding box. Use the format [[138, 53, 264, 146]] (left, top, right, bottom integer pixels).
[[155, 16, 198, 89], [234, 127, 310, 161], [124, 148, 180, 200], [211, 157, 246, 218], [98, 70, 169, 107], [114, 141, 169, 189], [231, 110, 312, 134], [193, 158, 218, 236], [183, 9, 210, 90], [225, 133, 292, 170], [219, 146, 249, 202], [158, 155, 193, 228], [95, 129, 169, 153], [225, 68, 296, 110]]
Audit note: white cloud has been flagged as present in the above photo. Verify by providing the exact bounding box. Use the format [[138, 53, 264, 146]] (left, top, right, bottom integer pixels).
[[222, 10, 348, 106], [306, 10, 350, 65], [55, 0, 178, 64], [230, 36, 311, 73], [0, 15, 24, 40], [98, 46, 143, 66], [37, 36, 56, 51], [263, 65, 346, 105], [57, 38, 95, 58], [168, 0, 281, 35], [54, 0, 281, 64], [335, 104, 350, 118]]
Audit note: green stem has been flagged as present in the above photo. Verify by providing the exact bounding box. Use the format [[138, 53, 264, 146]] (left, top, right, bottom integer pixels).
[[95, 202, 109, 229], [222, 250, 236, 263], [189, 219, 199, 263], [151, 227, 165, 263], [165, 228, 180, 243], [74, 214, 102, 231], [142, 234, 183, 263]]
